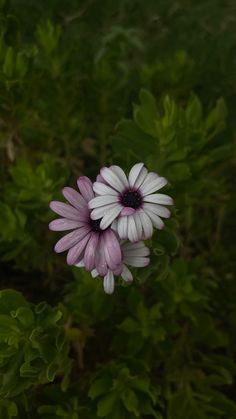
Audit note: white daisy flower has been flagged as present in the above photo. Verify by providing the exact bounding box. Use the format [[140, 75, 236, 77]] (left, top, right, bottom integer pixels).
[[89, 162, 173, 242], [88, 241, 150, 294]]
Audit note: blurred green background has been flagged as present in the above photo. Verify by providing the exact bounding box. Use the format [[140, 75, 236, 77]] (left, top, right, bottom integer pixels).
[[0, 0, 236, 418]]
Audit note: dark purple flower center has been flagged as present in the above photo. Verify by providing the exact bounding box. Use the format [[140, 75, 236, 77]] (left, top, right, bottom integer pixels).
[[90, 218, 102, 232], [121, 190, 142, 209]]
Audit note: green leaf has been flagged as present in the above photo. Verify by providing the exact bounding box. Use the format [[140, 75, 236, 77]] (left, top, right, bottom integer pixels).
[[89, 378, 112, 399], [3, 47, 14, 78], [133, 89, 158, 136], [97, 392, 117, 417], [121, 389, 139, 415]]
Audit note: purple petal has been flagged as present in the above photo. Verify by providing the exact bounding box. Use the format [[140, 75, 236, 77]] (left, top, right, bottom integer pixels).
[[50, 201, 81, 221], [103, 230, 122, 270], [77, 176, 94, 202], [49, 218, 84, 231], [96, 174, 106, 184], [120, 207, 136, 216], [62, 187, 87, 210], [54, 226, 91, 253], [95, 236, 108, 276], [83, 232, 99, 271], [66, 233, 91, 265]]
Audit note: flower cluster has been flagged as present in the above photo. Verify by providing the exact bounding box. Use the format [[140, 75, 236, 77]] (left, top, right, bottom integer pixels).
[[49, 163, 173, 294]]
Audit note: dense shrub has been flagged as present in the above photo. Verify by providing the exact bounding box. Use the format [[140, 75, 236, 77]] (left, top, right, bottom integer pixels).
[[0, 0, 235, 417]]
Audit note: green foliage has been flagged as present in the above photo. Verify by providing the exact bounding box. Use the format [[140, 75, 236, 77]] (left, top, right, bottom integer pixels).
[[0, 1, 236, 418], [89, 362, 161, 418], [0, 290, 71, 398]]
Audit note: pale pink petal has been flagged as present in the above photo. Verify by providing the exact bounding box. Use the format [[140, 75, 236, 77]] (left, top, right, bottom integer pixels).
[[66, 233, 91, 265], [77, 176, 94, 202], [50, 201, 81, 221], [143, 193, 174, 205], [140, 176, 168, 195], [100, 167, 125, 192], [83, 232, 99, 271], [62, 187, 87, 209], [49, 218, 84, 231], [54, 226, 91, 253], [128, 163, 144, 188], [120, 207, 136, 216]]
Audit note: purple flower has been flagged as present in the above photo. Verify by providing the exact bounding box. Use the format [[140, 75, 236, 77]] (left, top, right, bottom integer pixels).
[[89, 163, 174, 242], [76, 241, 150, 294], [49, 176, 122, 276]]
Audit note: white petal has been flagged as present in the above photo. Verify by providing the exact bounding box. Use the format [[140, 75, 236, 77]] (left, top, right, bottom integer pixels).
[[128, 216, 139, 242], [144, 209, 164, 229], [134, 167, 148, 188], [121, 265, 133, 282], [110, 165, 129, 187], [103, 270, 115, 294], [75, 260, 85, 267], [117, 216, 128, 239], [122, 241, 146, 251], [128, 163, 144, 188], [89, 195, 119, 209], [143, 193, 174, 205], [139, 172, 158, 192], [140, 177, 167, 195], [134, 212, 143, 240], [100, 206, 122, 229], [93, 182, 119, 196], [90, 203, 119, 220], [101, 167, 125, 192], [143, 203, 171, 218], [125, 256, 150, 267], [139, 210, 153, 239], [91, 268, 98, 277], [123, 246, 150, 258]]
